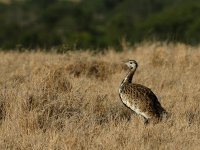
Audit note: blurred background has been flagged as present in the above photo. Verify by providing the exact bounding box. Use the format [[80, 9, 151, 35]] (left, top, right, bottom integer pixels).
[[0, 0, 200, 51]]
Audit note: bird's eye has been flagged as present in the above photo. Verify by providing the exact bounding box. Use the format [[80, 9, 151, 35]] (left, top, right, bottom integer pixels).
[[130, 62, 133, 64]]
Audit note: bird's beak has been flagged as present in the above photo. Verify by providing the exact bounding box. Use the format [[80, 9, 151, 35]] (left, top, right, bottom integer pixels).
[[122, 60, 126, 63]]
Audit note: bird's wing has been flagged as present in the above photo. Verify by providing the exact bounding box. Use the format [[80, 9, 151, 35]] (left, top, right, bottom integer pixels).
[[123, 83, 165, 112]]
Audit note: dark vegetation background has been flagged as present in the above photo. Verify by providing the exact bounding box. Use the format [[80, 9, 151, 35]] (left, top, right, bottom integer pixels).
[[0, 0, 200, 50]]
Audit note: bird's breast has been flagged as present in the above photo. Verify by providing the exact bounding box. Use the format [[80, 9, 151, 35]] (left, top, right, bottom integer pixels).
[[119, 92, 150, 119]]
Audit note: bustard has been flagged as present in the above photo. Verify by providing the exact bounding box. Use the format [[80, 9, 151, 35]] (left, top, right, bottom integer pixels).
[[119, 60, 167, 124]]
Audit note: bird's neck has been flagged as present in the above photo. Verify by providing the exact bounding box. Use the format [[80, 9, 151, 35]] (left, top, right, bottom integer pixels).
[[121, 68, 136, 85]]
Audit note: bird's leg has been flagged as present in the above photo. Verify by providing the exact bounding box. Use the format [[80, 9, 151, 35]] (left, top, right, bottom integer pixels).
[[138, 115, 149, 125], [143, 117, 149, 125]]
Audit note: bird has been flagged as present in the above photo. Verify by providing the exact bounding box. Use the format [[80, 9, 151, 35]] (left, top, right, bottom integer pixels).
[[119, 60, 167, 124]]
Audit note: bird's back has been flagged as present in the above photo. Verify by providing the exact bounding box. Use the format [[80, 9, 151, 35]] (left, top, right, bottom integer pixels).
[[119, 83, 166, 121]]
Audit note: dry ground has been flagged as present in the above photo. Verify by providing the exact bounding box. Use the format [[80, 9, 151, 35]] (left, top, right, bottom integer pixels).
[[0, 43, 199, 150]]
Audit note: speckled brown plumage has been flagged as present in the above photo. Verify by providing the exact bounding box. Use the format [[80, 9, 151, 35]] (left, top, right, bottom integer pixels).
[[119, 60, 167, 124]]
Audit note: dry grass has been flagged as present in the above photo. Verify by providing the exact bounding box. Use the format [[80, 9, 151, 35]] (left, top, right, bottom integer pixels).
[[0, 43, 200, 150]]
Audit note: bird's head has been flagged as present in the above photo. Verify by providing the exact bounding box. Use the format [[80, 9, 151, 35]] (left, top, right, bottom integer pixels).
[[123, 60, 138, 70]]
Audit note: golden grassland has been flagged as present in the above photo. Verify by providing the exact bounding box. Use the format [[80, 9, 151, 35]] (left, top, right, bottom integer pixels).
[[0, 43, 200, 149]]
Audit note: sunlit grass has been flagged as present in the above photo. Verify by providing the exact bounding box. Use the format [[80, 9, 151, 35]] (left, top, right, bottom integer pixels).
[[0, 43, 200, 149]]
